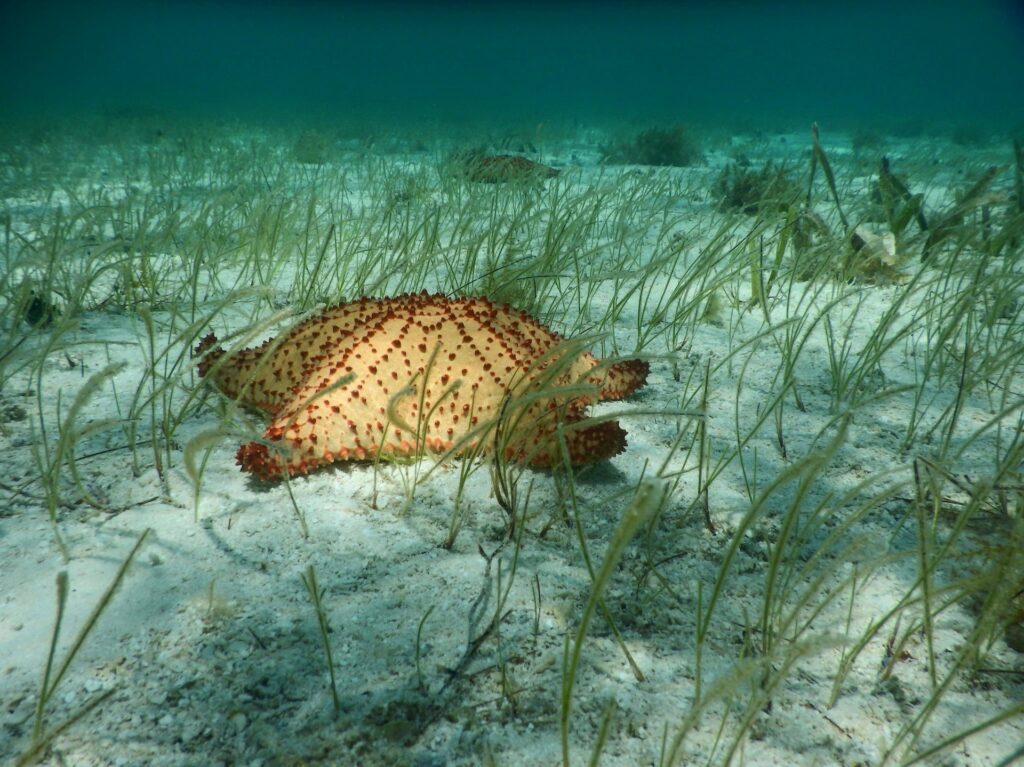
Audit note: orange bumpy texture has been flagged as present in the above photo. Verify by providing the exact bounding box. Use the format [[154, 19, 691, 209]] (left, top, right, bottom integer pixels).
[[195, 292, 648, 480]]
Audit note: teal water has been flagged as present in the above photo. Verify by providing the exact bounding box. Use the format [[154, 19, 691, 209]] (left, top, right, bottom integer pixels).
[[2, 0, 1023, 128]]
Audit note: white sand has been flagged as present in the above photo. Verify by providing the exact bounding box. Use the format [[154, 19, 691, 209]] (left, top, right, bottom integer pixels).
[[2, 126, 1022, 766]]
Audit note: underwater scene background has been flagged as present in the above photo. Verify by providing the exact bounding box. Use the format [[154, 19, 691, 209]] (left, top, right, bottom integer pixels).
[[3, 0, 1024, 128], [2, 2, 1024, 766]]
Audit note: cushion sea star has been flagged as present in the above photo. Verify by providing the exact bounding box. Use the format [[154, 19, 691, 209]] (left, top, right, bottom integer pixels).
[[462, 154, 560, 183], [195, 292, 648, 480]]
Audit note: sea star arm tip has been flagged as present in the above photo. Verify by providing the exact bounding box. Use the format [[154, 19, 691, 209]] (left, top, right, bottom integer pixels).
[[194, 333, 224, 379]]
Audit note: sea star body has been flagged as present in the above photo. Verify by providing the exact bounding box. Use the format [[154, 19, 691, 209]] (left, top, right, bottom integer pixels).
[[463, 155, 560, 183], [195, 292, 647, 480]]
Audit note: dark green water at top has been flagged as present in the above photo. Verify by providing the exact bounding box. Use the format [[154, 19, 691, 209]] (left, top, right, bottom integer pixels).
[[2, 0, 1023, 130]]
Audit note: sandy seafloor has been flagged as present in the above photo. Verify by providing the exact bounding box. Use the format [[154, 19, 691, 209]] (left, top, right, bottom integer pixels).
[[1, 122, 1023, 767]]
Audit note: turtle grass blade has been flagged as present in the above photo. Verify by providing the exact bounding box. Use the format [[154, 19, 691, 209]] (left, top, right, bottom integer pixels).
[[1014, 138, 1023, 214], [27, 529, 150, 756], [922, 164, 1002, 261], [807, 122, 848, 230], [879, 157, 929, 236], [560, 479, 666, 767]]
